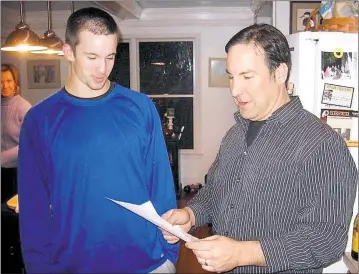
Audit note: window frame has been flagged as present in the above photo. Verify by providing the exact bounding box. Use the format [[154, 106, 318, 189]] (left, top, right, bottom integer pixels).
[[110, 39, 131, 89], [125, 34, 201, 154]]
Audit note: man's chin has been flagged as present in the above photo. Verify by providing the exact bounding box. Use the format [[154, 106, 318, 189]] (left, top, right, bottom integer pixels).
[[239, 110, 255, 120], [89, 81, 107, 91]]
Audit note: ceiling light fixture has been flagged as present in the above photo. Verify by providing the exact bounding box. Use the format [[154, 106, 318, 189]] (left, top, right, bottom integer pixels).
[[1, 1, 47, 52], [31, 1, 64, 55], [151, 62, 165, 66]]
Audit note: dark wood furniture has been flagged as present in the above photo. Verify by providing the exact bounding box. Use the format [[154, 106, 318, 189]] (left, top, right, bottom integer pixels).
[[176, 192, 212, 273], [166, 139, 181, 199], [1, 202, 24, 273]]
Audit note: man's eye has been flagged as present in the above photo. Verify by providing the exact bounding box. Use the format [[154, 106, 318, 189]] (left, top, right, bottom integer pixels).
[[228, 75, 233, 80], [244, 76, 252, 80], [88, 57, 96, 60]]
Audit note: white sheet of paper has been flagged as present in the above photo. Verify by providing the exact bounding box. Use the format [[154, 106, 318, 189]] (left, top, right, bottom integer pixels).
[[106, 198, 198, 242]]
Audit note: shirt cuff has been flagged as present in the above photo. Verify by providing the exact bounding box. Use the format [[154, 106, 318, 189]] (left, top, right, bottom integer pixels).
[[187, 201, 209, 228], [260, 237, 290, 272]]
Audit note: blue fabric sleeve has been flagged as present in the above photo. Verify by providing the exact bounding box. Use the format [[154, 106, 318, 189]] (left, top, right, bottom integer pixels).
[[18, 113, 54, 273], [144, 97, 179, 264]]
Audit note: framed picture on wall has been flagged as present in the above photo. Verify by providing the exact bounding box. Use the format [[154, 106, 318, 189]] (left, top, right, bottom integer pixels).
[[208, 58, 229, 88], [290, 1, 321, 34], [27, 59, 61, 89]]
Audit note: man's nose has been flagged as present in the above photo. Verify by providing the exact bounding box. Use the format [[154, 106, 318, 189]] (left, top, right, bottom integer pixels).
[[98, 61, 106, 74], [231, 81, 244, 98]]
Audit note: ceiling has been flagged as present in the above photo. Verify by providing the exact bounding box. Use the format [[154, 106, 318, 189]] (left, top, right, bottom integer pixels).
[[1, 1, 98, 12], [2, 1, 272, 20], [2, 1, 262, 11], [136, 0, 255, 9]]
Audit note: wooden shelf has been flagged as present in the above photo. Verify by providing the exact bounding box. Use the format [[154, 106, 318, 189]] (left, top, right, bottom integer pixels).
[[166, 139, 181, 198]]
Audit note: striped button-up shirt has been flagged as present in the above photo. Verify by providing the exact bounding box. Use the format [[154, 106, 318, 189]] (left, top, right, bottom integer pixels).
[[188, 97, 357, 273]]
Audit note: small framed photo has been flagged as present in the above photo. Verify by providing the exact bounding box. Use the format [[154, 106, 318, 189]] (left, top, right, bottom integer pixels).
[[321, 83, 354, 108], [321, 109, 358, 147], [290, 1, 321, 34], [321, 51, 357, 81], [27, 59, 61, 89], [208, 58, 229, 88]]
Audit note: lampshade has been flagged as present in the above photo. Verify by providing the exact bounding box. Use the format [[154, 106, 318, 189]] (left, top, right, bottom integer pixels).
[[31, 30, 63, 55], [31, 1, 64, 55], [1, 2, 47, 52]]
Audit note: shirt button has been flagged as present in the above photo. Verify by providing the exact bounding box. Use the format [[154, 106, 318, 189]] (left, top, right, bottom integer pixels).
[[243, 151, 247, 155], [225, 231, 229, 236], [230, 204, 234, 209]]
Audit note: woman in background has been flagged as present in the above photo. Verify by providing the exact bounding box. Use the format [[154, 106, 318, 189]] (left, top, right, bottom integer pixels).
[[1, 63, 30, 273], [1, 63, 31, 203]]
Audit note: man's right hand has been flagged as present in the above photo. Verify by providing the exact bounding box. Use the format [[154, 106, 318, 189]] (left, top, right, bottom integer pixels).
[[161, 207, 193, 244]]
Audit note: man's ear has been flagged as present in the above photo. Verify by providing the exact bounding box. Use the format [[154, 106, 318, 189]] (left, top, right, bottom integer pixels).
[[62, 43, 75, 62], [275, 63, 289, 85]]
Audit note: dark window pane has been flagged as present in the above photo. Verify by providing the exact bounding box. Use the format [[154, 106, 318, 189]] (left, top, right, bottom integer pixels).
[[109, 42, 130, 88], [151, 97, 193, 149], [139, 41, 193, 95]]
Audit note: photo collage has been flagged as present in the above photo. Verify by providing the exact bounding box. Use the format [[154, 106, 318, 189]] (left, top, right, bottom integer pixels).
[[320, 50, 358, 147]]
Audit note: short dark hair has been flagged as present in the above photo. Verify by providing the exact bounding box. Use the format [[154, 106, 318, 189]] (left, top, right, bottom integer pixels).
[[225, 24, 291, 85], [1, 63, 20, 95], [65, 7, 119, 50]]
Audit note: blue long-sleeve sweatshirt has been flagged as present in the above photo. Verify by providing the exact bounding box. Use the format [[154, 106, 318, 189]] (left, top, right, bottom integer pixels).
[[18, 83, 179, 273]]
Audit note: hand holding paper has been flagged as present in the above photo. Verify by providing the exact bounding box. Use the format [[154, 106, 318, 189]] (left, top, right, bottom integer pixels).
[[106, 198, 198, 242]]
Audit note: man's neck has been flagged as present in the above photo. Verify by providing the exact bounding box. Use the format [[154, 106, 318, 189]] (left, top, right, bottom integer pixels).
[[271, 88, 291, 113], [258, 88, 290, 121], [65, 77, 110, 99]]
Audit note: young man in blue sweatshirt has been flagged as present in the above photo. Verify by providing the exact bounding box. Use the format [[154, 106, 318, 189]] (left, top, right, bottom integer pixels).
[[18, 7, 178, 273]]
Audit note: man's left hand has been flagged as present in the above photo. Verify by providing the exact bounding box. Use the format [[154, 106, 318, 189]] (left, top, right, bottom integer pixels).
[[185, 235, 266, 273]]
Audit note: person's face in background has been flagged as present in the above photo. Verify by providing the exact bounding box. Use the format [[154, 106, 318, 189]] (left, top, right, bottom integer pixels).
[[63, 30, 117, 93], [1, 71, 17, 97], [226, 43, 288, 121]]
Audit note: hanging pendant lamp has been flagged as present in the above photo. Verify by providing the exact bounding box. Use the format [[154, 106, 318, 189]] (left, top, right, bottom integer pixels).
[[1, 1, 47, 52], [31, 1, 64, 55], [57, 1, 74, 56]]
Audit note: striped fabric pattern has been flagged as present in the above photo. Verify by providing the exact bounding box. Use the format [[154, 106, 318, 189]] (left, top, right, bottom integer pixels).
[[188, 96, 358, 273]]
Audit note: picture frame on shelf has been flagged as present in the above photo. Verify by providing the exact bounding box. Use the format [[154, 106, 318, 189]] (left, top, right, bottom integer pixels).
[[26, 59, 61, 89], [208, 58, 229, 88], [290, 1, 321, 34]]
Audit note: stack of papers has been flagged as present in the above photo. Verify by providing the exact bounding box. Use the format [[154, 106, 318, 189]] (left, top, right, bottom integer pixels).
[[106, 198, 198, 242]]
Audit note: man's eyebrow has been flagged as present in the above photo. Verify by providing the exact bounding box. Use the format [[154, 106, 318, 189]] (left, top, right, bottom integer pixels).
[[84, 52, 98, 56], [226, 69, 255, 75], [84, 52, 116, 57], [239, 69, 256, 75]]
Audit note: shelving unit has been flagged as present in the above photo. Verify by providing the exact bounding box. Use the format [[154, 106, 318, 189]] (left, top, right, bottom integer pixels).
[[165, 138, 181, 199]]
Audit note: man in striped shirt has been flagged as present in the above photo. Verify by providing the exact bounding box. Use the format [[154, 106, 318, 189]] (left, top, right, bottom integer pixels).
[[162, 24, 357, 273]]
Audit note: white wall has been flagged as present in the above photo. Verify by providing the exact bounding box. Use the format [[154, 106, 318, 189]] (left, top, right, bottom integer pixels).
[[1, 5, 270, 187], [2, 52, 69, 104], [273, 1, 290, 35]]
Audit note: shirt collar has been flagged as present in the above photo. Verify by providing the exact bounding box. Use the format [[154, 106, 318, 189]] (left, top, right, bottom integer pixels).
[[234, 96, 304, 126]]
